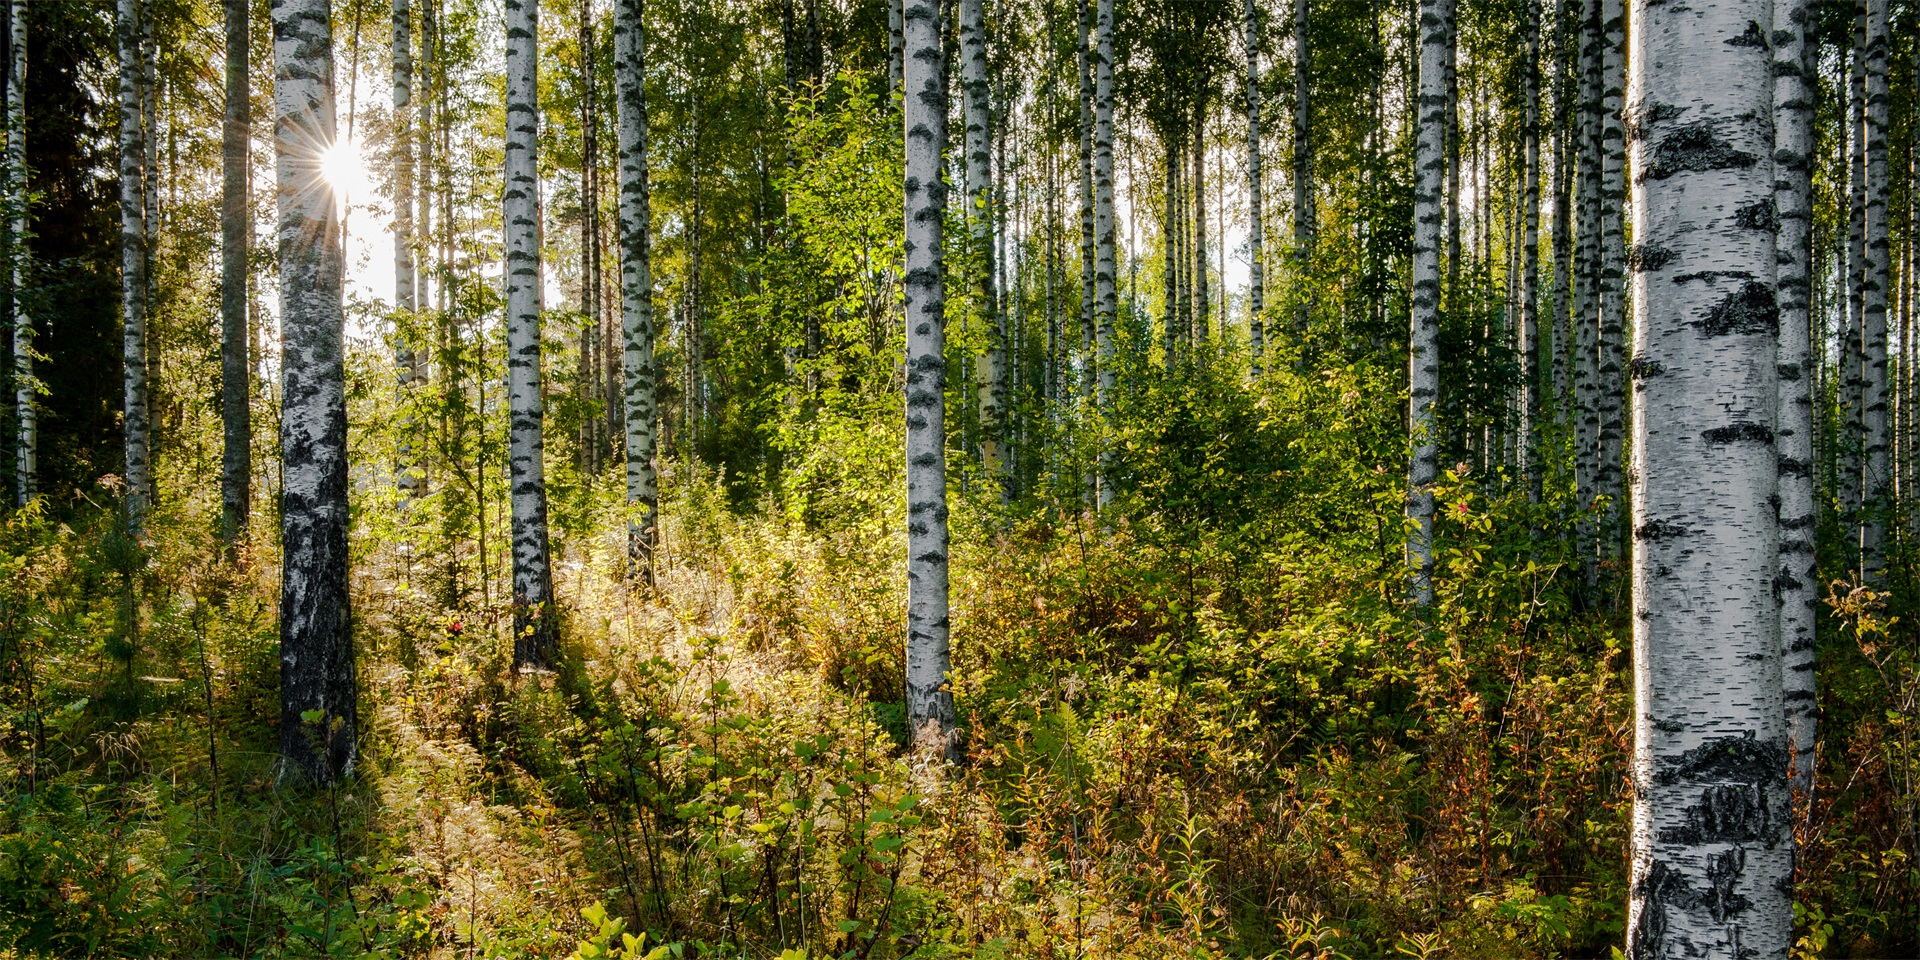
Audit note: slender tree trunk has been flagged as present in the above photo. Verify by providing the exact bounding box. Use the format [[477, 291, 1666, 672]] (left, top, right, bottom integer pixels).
[[272, 0, 357, 784], [1772, 0, 1818, 808], [1624, 0, 1792, 948], [902, 0, 955, 756], [1571, 0, 1602, 589], [1091, 0, 1115, 509], [1859, 0, 1890, 581], [117, 0, 150, 530], [1191, 96, 1209, 345], [1549, 0, 1573, 418], [505, 0, 558, 670], [1075, 0, 1094, 428], [219, 0, 249, 537], [7, 0, 27, 507], [1518, 0, 1541, 502], [1842, 29, 1865, 521], [391, 0, 421, 500], [960, 0, 1005, 499], [1591, 0, 1625, 591], [1243, 0, 1264, 374], [614, 0, 657, 582], [1291, 0, 1312, 345], [1407, 0, 1451, 606], [1162, 139, 1178, 370], [888, 0, 904, 95]]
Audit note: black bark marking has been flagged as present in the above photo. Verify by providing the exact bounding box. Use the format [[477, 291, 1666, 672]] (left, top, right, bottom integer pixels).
[[1698, 281, 1777, 336], [1702, 421, 1773, 445], [1643, 120, 1757, 181]]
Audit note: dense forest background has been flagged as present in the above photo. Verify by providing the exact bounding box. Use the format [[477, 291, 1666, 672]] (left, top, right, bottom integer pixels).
[[0, 0, 1916, 955]]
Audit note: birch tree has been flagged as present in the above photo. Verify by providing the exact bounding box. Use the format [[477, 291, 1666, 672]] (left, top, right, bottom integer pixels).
[[1291, 0, 1311, 343], [504, 0, 559, 670], [7, 0, 28, 506], [392, 0, 420, 498], [1624, 0, 1792, 948], [960, 0, 1005, 497], [1091, 0, 1115, 509], [1242, 0, 1263, 374], [902, 0, 955, 756], [614, 0, 658, 581], [272, 0, 357, 783], [1859, 0, 1889, 582], [1592, 0, 1625, 586], [1407, 0, 1452, 606], [219, 0, 249, 539], [1772, 0, 1817, 805], [1517, 0, 1541, 502], [1075, 0, 1093, 418], [117, 0, 150, 530]]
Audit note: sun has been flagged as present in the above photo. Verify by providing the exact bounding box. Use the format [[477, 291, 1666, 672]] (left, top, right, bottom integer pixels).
[[318, 136, 372, 206]]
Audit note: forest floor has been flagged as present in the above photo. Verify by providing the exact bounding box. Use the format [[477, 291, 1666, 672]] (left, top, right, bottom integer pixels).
[[0, 463, 1914, 959]]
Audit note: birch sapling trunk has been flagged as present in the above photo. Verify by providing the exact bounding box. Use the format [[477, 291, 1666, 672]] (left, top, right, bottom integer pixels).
[[1771, 0, 1818, 807], [1624, 0, 1792, 949], [504, 0, 559, 670], [1592, 0, 1626, 587], [1091, 0, 1116, 509], [1243, 0, 1264, 374], [1572, 0, 1601, 590], [7, 0, 28, 506], [1519, 0, 1541, 503], [1859, 0, 1889, 582], [117, 0, 150, 531], [614, 0, 658, 582], [220, 0, 250, 537], [1842, 20, 1865, 520], [959, 0, 1005, 499], [272, 0, 357, 784], [1192, 100, 1209, 344], [1407, 0, 1452, 606], [393, 0, 420, 499], [1075, 0, 1094, 419], [1291, 0, 1312, 344], [902, 0, 956, 757]]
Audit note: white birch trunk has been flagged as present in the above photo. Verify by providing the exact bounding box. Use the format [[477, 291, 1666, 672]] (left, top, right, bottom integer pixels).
[[1771, 0, 1817, 806], [505, 0, 558, 669], [392, 0, 421, 498], [959, 0, 1005, 499], [1592, 0, 1626, 583], [272, 0, 357, 783], [1859, 0, 1889, 581], [220, 0, 250, 538], [7, 0, 28, 506], [614, 0, 658, 582], [887, 0, 903, 96], [1075, 0, 1093, 410], [117, 0, 150, 530], [902, 0, 955, 756], [1407, 0, 1451, 606], [1291, 0, 1312, 343], [1625, 0, 1792, 948], [1841, 24, 1865, 520], [1519, 0, 1541, 502], [1243, 0, 1264, 375], [1091, 0, 1116, 510]]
